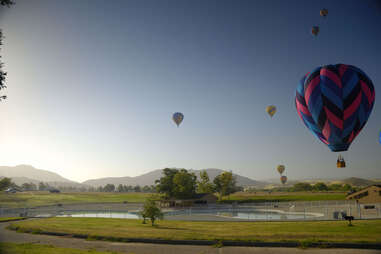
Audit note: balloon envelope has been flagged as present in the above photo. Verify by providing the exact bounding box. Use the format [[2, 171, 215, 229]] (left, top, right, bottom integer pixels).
[[320, 8, 328, 17], [172, 112, 184, 127], [266, 105, 277, 117], [277, 165, 285, 175], [311, 26, 319, 36], [280, 176, 287, 184], [295, 64, 375, 152]]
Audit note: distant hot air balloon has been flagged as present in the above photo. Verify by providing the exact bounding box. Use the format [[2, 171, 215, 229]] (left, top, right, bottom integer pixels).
[[280, 176, 287, 184], [266, 105, 277, 118], [277, 165, 285, 175], [320, 8, 328, 17], [295, 64, 375, 167], [311, 26, 320, 36], [172, 112, 184, 127]]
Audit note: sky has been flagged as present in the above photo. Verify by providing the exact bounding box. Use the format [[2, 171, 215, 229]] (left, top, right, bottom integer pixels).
[[0, 0, 380, 182]]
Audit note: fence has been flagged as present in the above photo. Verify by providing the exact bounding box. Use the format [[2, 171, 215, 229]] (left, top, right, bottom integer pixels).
[[1, 200, 380, 221]]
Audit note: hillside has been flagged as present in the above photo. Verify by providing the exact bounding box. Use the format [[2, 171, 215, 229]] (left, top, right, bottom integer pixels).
[[83, 168, 267, 188], [340, 177, 376, 187], [0, 165, 82, 187]]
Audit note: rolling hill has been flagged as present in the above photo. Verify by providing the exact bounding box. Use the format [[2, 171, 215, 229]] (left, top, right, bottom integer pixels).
[[83, 168, 267, 188], [0, 165, 83, 188]]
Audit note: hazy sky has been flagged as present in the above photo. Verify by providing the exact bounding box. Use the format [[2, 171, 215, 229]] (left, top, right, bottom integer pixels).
[[0, 0, 380, 182]]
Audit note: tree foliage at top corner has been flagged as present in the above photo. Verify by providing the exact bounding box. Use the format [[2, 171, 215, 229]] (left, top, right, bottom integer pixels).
[[0, 0, 13, 101], [1, 0, 14, 7]]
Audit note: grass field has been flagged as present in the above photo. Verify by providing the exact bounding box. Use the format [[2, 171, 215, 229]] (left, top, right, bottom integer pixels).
[[0, 217, 24, 223], [0, 243, 125, 254], [0, 191, 347, 208], [0, 192, 153, 208], [221, 192, 347, 203], [8, 217, 381, 244]]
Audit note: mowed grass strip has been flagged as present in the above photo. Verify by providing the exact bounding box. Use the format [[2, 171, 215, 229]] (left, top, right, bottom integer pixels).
[[9, 218, 381, 244], [221, 192, 346, 203], [0, 191, 346, 208], [0, 243, 125, 254], [0, 192, 152, 208], [0, 217, 24, 223]]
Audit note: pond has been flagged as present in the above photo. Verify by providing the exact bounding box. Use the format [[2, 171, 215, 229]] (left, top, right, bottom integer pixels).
[[56, 209, 323, 220], [215, 210, 319, 220], [58, 212, 140, 219]]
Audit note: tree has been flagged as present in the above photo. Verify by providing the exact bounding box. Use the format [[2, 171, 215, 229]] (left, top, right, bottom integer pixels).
[[213, 171, 237, 201], [134, 185, 141, 192], [38, 182, 48, 191], [1, 0, 14, 7], [141, 198, 163, 226], [0, 177, 12, 190], [0, 0, 14, 101], [172, 169, 197, 199], [21, 182, 37, 191], [313, 182, 328, 191], [142, 185, 151, 192], [156, 168, 198, 199], [292, 182, 312, 192], [342, 184, 352, 191], [104, 184, 115, 192], [117, 184, 124, 192], [328, 184, 343, 191], [155, 168, 178, 198], [197, 170, 215, 194]]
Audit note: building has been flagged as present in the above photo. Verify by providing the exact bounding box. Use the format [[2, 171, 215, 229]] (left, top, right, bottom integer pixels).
[[159, 193, 218, 207], [346, 185, 381, 203]]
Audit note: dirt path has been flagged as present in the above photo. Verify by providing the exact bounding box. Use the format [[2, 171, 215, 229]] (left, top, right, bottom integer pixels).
[[0, 221, 380, 254]]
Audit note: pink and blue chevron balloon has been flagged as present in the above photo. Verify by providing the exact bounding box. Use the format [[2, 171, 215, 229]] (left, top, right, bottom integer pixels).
[[295, 64, 375, 152]]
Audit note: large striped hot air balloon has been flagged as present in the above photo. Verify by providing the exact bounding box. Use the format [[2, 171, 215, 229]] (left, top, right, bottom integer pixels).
[[172, 112, 184, 127], [280, 176, 287, 185], [295, 64, 375, 166]]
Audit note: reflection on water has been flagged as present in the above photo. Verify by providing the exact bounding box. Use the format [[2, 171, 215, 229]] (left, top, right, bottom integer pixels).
[[216, 211, 314, 220], [56, 209, 321, 220], [58, 212, 139, 219]]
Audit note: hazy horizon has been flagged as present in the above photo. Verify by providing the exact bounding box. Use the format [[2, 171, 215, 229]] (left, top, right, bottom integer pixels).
[[0, 0, 380, 182], [1, 164, 380, 184]]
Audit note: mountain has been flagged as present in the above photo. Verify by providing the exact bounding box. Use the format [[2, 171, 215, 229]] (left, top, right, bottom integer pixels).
[[82, 168, 267, 188], [0, 165, 83, 187], [340, 177, 376, 187], [264, 177, 377, 188]]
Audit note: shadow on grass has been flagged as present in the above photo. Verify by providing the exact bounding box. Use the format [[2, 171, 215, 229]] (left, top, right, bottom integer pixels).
[[151, 225, 187, 230]]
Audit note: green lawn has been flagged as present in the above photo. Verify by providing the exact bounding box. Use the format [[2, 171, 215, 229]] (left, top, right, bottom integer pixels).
[[0, 243, 127, 254], [0, 191, 347, 208], [0, 217, 24, 223], [8, 217, 381, 244], [221, 192, 347, 203], [0, 192, 153, 208]]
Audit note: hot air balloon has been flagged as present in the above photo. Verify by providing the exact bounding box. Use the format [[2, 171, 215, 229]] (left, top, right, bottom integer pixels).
[[280, 176, 287, 184], [320, 8, 328, 17], [277, 165, 285, 175], [295, 64, 375, 167], [172, 112, 184, 127], [266, 105, 277, 118], [311, 26, 319, 36]]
